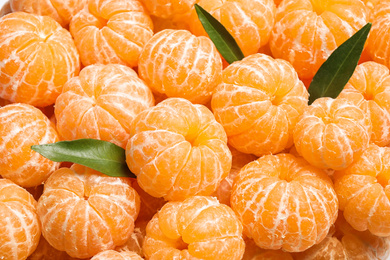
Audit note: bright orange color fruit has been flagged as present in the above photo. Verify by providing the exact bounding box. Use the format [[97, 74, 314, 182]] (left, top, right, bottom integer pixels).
[[143, 196, 245, 259], [270, 0, 368, 79], [0, 178, 41, 260], [0, 12, 80, 107], [338, 61, 390, 147], [55, 64, 154, 149], [0, 103, 60, 187], [115, 220, 148, 258], [138, 29, 222, 105], [334, 143, 390, 237], [293, 97, 372, 170], [9, 0, 88, 27], [69, 0, 153, 68], [211, 53, 308, 157], [37, 164, 141, 259], [91, 250, 143, 260], [28, 236, 79, 260], [366, 1, 390, 70], [189, 0, 276, 57], [231, 153, 338, 252], [126, 98, 232, 202], [141, 0, 196, 20]]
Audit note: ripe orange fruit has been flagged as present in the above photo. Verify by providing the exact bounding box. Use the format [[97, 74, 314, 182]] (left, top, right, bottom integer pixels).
[[0, 178, 41, 260], [270, 0, 368, 79], [334, 143, 390, 237], [211, 53, 308, 157], [69, 0, 153, 68], [0, 103, 60, 187], [90, 250, 143, 260], [0, 12, 80, 107], [115, 220, 148, 258], [37, 164, 141, 259], [140, 0, 195, 20], [143, 196, 245, 259], [189, 0, 276, 57], [212, 146, 257, 206], [28, 236, 79, 260], [338, 61, 390, 147], [126, 98, 232, 201], [231, 153, 338, 252], [366, 1, 390, 70], [55, 63, 154, 149], [9, 0, 87, 27], [151, 15, 191, 33], [293, 97, 372, 170], [138, 29, 222, 105]]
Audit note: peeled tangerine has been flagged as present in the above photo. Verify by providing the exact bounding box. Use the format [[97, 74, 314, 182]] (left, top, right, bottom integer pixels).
[[126, 98, 232, 201], [211, 53, 308, 157], [334, 144, 390, 237], [231, 153, 338, 252], [37, 164, 140, 259], [143, 196, 245, 259], [0, 178, 41, 260]]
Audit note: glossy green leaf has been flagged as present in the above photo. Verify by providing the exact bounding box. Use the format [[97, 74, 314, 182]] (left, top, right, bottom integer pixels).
[[31, 139, 135, 178], [308, 23, 372, 104], [195, 3, 244, 64]]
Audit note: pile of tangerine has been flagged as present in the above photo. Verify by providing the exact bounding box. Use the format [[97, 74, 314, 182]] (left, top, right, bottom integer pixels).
[[0, 0, 390, 259]]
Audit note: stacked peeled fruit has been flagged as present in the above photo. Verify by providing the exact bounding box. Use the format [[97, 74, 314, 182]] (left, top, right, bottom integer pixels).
[[1, 0, 390, 259]]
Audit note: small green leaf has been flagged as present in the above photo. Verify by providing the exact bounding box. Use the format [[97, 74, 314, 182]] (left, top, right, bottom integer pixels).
[[31, 139, 135, 178], [308, 23, 372, 104], [195, 3, 244, 64]]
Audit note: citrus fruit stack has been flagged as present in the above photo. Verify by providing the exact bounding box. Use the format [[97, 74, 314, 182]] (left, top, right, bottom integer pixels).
[[1, 0, 390, 259]]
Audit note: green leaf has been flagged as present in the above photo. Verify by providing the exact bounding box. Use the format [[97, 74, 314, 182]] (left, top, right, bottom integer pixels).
[[31, 139, 135, 178], [195, 3, 244, 64], [308, 23, 372, 105]]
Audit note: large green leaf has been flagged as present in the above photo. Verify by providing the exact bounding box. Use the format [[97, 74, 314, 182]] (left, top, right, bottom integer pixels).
[[308, 23, 372, 104], [195, 3, 244, 64], [31, 139, 135, 178]]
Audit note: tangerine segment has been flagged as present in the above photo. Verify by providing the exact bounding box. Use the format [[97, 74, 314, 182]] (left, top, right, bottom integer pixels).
[[0, 178, 41, 260], [138, 29, 222, 105], [69, 0, 153, 67], [338, 61, 390, 146], [143, 196, 245, 260], [0, 12, 80, 107], [28, 236, 79, 260], [141, 0, 196, 19], [211, 53, 308, 157], [55, 64, 154, 149], [115, 220, 148, 258], [10, 0, 88, 27], [231, 153, 338, 252], [189, 0, 276, 57], [37, 164, 140, 259], [0, 103, 60, 187], [270, 0, 368, 79], [126, 98, 231, 201], [334, 144, 390, 237], [366, 2, 390, 70], [91, 250, 143, 260], [293, 97, 371, 170]]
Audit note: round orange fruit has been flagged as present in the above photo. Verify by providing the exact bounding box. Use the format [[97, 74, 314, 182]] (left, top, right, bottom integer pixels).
[[90, 250, 143, 260]]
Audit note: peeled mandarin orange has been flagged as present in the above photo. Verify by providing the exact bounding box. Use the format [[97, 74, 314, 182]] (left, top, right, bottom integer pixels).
[[143, 196, 245, 260], [90, 250, 142, 260], [212, 146, 257, 206], [140, 0, 196, 20], [211, 53, 308, 157], [270, 0, 368, 79], [0, 12, 80, 107], [338, 61, 390, 146], [9, 0, 87, 27], [366, 1, 390, 70], [69, 0, 153, 68], [55, 63, 154, 149], [231, 153, 338, 252], [334, 143, 390, 237], [0, 103, 60, 187], [27, 236, 80, 260], [151, 14, 191, 33], [293, 97, 372, 170], [115, 220, 148, 258], [126, 98, 231, 201], [37, 164, 140, 259], [189, 0, 276, 57], [138, 29, 222, 105], [0, 178, 41, 260]]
